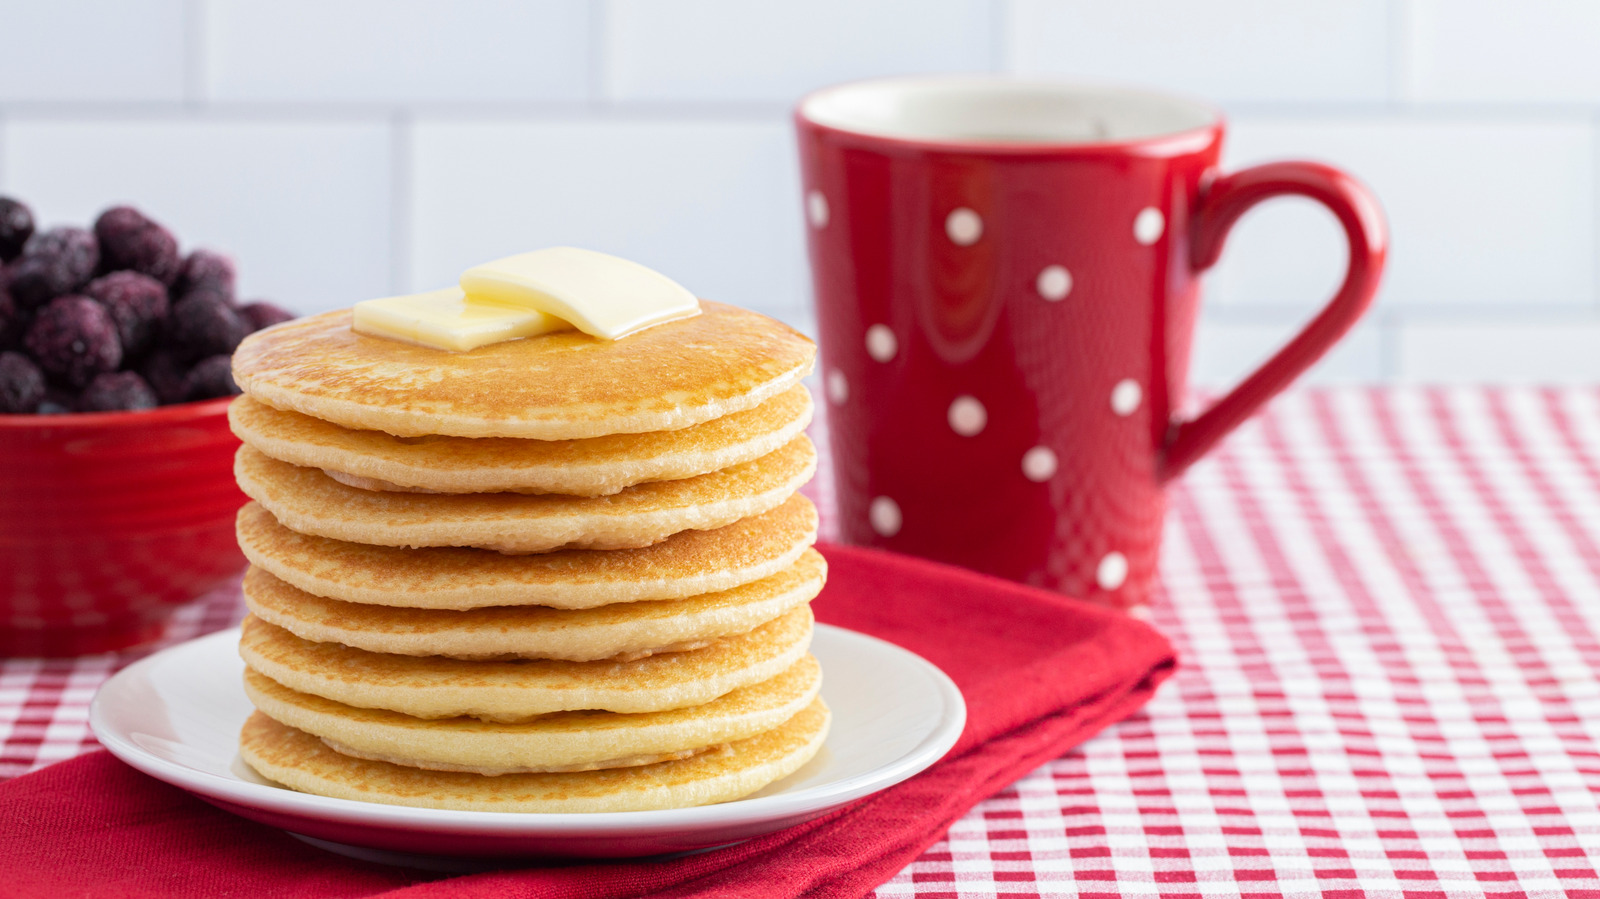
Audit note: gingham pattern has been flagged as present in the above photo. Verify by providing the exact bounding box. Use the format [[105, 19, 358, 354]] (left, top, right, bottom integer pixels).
[[6, 387, 1600, 898]]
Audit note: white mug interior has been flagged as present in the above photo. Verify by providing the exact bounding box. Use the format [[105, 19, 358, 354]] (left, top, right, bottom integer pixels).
[[800, 76, 1218, 145]]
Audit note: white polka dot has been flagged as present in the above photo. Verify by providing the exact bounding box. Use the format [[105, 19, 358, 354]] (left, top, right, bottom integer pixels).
[[1134, 207, 1164, 245], [1128, 604, 1152, 620], [869, 496, 902, 537], [865, 324, 897, 362], [1021, 446, 1057, 482], [806, 190, 829, 229], [1097, 551, 1128, 591], [945, 207, 982, 246], [826, 368, 848, 405], [1110, 379, 1142, 416], [947, 395, 986, 436], [1036, 265, 1072, 301]]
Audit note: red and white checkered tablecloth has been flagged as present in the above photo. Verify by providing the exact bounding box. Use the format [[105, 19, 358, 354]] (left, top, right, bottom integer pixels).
[[6, 386, 1600, 897]]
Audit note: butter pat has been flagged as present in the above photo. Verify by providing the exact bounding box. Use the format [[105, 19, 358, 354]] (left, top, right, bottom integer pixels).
[[460, 247, 700, 340], [352, 287, 572, 352]]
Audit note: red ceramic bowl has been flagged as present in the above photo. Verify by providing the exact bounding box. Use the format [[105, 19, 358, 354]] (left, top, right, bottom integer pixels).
[[0, 397, 246, 656]]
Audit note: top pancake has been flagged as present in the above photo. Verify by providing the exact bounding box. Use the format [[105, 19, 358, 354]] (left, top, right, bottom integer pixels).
[[231, 302, 816, 439]]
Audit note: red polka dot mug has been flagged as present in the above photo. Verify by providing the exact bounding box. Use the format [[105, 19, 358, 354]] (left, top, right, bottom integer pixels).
[[796, 77, 1386, 610]]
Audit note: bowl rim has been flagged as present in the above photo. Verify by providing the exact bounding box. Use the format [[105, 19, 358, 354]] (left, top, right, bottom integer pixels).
[[0, 395, 234, 429]]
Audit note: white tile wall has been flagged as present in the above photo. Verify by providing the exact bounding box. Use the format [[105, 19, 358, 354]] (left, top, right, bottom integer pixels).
[[0, 0, 1598, 384], [1201, 194, 1348, 315], [1211, 117, 1596, 310], [1191, 318, 1385, 387], [2, 118, 393, 312], [409, 117, 805, 316], [204, 0, 591, 104], [0, 0, 187, 103], [1398, 318, 1600, 383], [606, 0, 994, 102], [1405, 0, 1600, 104], [1008, 0, 1390, 103]]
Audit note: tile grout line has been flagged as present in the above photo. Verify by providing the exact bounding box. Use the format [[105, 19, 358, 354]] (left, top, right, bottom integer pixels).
[[2, 97, 1595, 123], [1227, 100, 1599, 120], [0, 100, 796, 122], [1207, 302, 1600, 325]]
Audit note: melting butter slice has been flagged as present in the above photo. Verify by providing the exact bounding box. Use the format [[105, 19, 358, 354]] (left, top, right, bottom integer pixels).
[[352, 287, 572, 352], [460, 247, 700, 340]]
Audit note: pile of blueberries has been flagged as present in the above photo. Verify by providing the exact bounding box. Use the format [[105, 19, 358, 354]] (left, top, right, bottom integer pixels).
[[0, 196, 294, 414]]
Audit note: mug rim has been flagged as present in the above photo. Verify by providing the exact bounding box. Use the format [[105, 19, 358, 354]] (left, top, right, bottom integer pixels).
[[796, 75, 1223, 156]]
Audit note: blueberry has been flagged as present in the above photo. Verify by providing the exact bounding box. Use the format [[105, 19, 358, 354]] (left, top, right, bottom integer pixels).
[[176, 284, 232, 310], [1, 318, 31, 355], [182, 354, 240, 401], [0, 197, 34, 263], [177, 249, 236, 301], [0, 351, 45, 413], [94, 206, 182, 286], [138, 350, 189, 405], [167, 292, 247, 362], [76, 371, 157, 413], [0, 280, 23, 351], [83, 271, 169, 359], [8, 227, 99, 309], [1, 306, 32, 354], [238, 301, 294, 332], [24, 295, 122, 388]]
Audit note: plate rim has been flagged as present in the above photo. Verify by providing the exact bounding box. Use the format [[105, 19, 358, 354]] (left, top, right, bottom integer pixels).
[[89, 622, 967, 836]]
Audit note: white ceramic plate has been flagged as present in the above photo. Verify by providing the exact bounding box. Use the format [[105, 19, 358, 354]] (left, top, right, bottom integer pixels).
[[90, 624, 965, 864]]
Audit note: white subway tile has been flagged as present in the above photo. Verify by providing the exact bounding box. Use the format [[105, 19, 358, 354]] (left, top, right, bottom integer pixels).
[[1208, 118, 1594, 310], [1202, 194, 1348, 314], [1006, 0, 1388, 103], [1190, 318, 1384, 388], [1397, 319, 1600, 383], [0, 118, 392, 314], [606, 0, 995, 102], [204, 0, 590, 103], [0, 0, 186, 102], [410, 118, 806, 320], [1406, 0, 1600, 103]]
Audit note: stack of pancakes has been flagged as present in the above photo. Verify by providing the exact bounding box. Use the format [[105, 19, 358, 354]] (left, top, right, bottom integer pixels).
[[226, 301, 829, 813]]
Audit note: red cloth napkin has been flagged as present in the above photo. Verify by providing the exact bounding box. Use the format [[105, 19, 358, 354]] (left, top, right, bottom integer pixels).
[[0, 543, 1174, 898]]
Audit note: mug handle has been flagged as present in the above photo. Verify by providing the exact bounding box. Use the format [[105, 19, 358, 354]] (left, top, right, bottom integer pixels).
[[1158, 161, 1388, 482]]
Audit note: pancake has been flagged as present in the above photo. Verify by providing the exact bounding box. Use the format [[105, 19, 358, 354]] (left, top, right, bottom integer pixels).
[[239, 698, 830, 813], [242, 550, 826, 661], [236, 495, 817, 610], [231, 302, 816, 440], [234, 436, 815, 553], [238, 605, 813, 721], [243, 655, 820, 775], [229, 385, 813, 497]]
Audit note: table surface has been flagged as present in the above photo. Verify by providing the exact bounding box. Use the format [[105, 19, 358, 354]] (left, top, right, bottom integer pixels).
[[6, 386, 1600, 898]]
